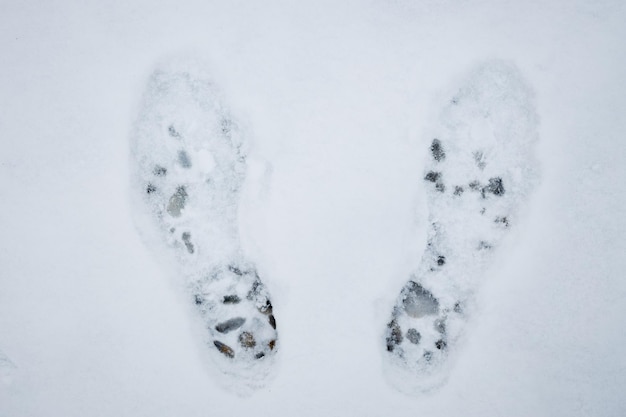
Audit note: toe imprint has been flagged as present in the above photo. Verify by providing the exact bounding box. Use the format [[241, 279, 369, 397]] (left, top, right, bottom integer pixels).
[[168, 125, 181, 138]]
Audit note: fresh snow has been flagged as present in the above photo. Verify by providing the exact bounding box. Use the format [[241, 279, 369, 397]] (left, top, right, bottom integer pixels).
[[1, 0, 625, 416]]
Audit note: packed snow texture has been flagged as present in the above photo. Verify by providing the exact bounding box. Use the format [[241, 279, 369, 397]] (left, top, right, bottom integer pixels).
[[1, 0, 626, 416]]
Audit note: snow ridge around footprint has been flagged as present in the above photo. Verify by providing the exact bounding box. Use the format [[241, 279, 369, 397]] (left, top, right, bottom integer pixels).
[[384, 61, 539, 393], [130, 60, 277, 394]]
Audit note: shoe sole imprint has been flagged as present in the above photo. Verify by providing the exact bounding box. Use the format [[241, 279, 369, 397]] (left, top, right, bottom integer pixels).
[[385, 60, 539, 392], [130, 61, 277, 391]]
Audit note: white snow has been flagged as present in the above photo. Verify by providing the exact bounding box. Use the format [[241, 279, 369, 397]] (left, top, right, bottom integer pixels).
[[1, 0, 625, 416]]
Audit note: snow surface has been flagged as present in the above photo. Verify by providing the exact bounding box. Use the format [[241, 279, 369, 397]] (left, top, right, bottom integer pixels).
[[1, 0, 625, 416]]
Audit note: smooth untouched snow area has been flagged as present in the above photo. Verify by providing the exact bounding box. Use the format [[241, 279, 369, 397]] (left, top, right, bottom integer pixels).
[[1, 0, 625, 416]]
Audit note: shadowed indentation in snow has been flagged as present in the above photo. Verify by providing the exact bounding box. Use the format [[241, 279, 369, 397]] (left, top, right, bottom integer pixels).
[[406, 328, 421, 344], [402, 282, 439, 318], [213, 340, 234, 358], [215, 317, 246, 334], [431, 139, 445, 162], [167, 186, 187, 217], [178, 150, 192, 168], [181, 231, 194, 254]]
